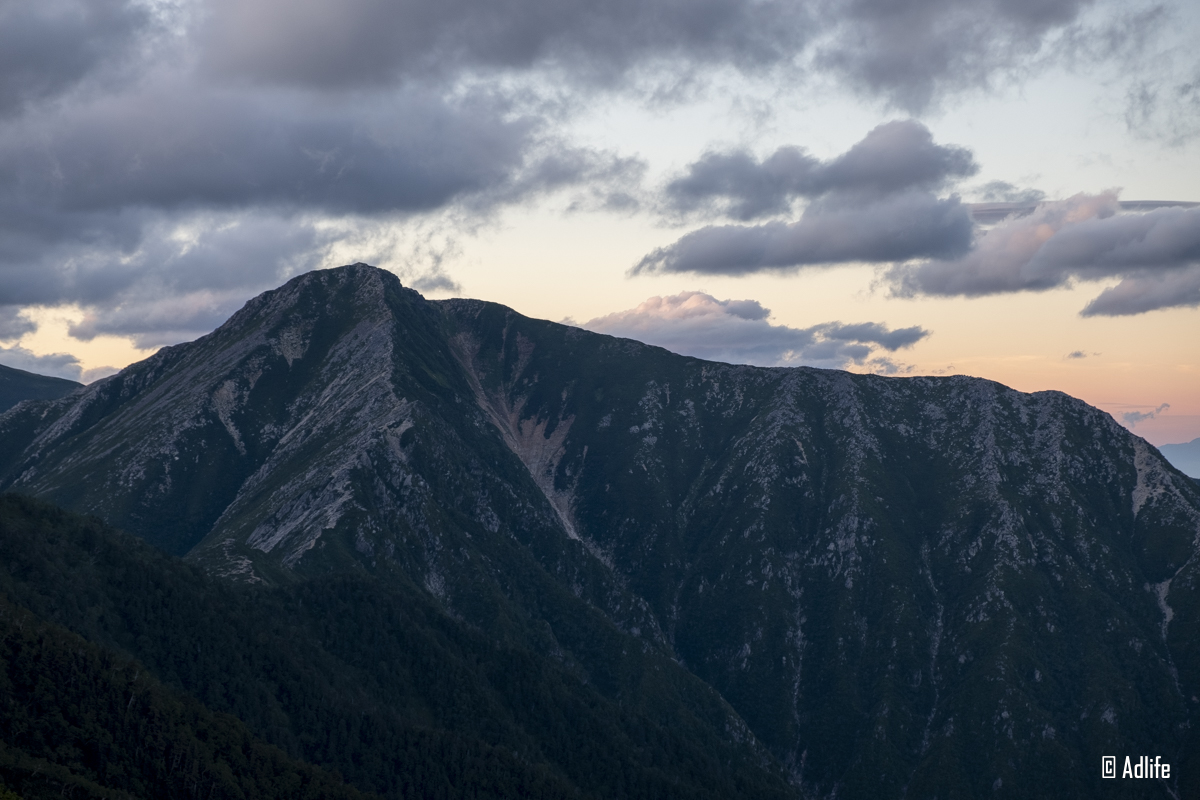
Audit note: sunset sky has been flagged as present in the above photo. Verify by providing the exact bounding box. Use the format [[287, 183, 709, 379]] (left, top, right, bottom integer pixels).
[[1, 0, 1197, 445]]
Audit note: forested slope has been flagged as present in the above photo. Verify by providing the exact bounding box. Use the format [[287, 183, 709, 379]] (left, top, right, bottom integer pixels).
[[0, 494, 794, 800]]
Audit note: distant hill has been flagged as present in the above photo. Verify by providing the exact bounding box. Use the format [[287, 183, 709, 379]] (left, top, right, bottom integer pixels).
[[0, 362, 81, 412], [1161, 437, 1200, 478]]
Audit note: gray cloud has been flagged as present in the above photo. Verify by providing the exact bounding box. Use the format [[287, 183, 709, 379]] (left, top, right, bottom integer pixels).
[[7, 207, 486, 348], [815, 120, 978, 196], [1081, 265, 1200, 316], [0, 307, 35, 340], [582, 291, 929, 368], [972, 181, 1047, 204], [814, 0, 1097, 112], [822, 321, 929, 350], [640, 122, 978, 275], [635, 191, 973, 275], [0, 74, 635, 340], [195, 0, 1115, 112], [0, 0, 150, 116], [0, 0, 647, 348], [0, 344, 81, 381], [58, 212, 332, 348], [410, 271, 462, 294], [0, 83, 533, 218], [0, 205, 322, 309], [889, 192, 1200, 314], [201, 0, 813, 88], [0, 0, 1178, 351], [665, 120, 977, 220], [1120, 10, 1200, 146], [1123, 402, 1170, 426], [81, 365, 119, 383], [1027, 204, 1200, 277], [665, 147, 819, 220]]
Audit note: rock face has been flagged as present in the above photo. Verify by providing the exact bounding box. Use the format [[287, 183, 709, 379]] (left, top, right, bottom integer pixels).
[[2, 263, 1199, 798]]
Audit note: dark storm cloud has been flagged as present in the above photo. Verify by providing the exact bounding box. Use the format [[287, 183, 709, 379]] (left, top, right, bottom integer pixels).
[[582, 291, 929, 368], [665, 120, 978, 220], [888, 193, 1200, 314], [0, 0, 149, 116], [635, 191, 973, 275], [201, 0, 813, 88]]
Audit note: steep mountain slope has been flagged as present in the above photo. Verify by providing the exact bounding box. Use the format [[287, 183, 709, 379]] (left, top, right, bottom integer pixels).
[[1, 263, 1198, 798], [445, 299, 1200, 797], [0, 363, 81, 413], [0, 591, 372, 800], [0, 493, 792, 800]]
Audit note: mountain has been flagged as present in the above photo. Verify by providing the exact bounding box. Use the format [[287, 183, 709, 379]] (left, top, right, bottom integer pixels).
[[2, 263, 1199, 798], [1160, 438, 1200, 479], [0, 493, 783, 800], [0, 569, 372, 800], [0, 363, 81, 413]]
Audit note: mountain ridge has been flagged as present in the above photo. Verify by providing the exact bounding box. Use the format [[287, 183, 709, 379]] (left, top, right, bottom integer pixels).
[[1160, 437, 1200, 479], [2, 263, 1198, 798], [0, 362, 82, 414]]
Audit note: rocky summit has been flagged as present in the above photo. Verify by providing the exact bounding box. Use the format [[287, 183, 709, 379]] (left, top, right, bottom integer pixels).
[[2, 263, 1199, 798]]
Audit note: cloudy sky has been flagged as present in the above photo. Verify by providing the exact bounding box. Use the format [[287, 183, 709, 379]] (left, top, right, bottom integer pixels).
[[1, 0, 1197, 445]]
